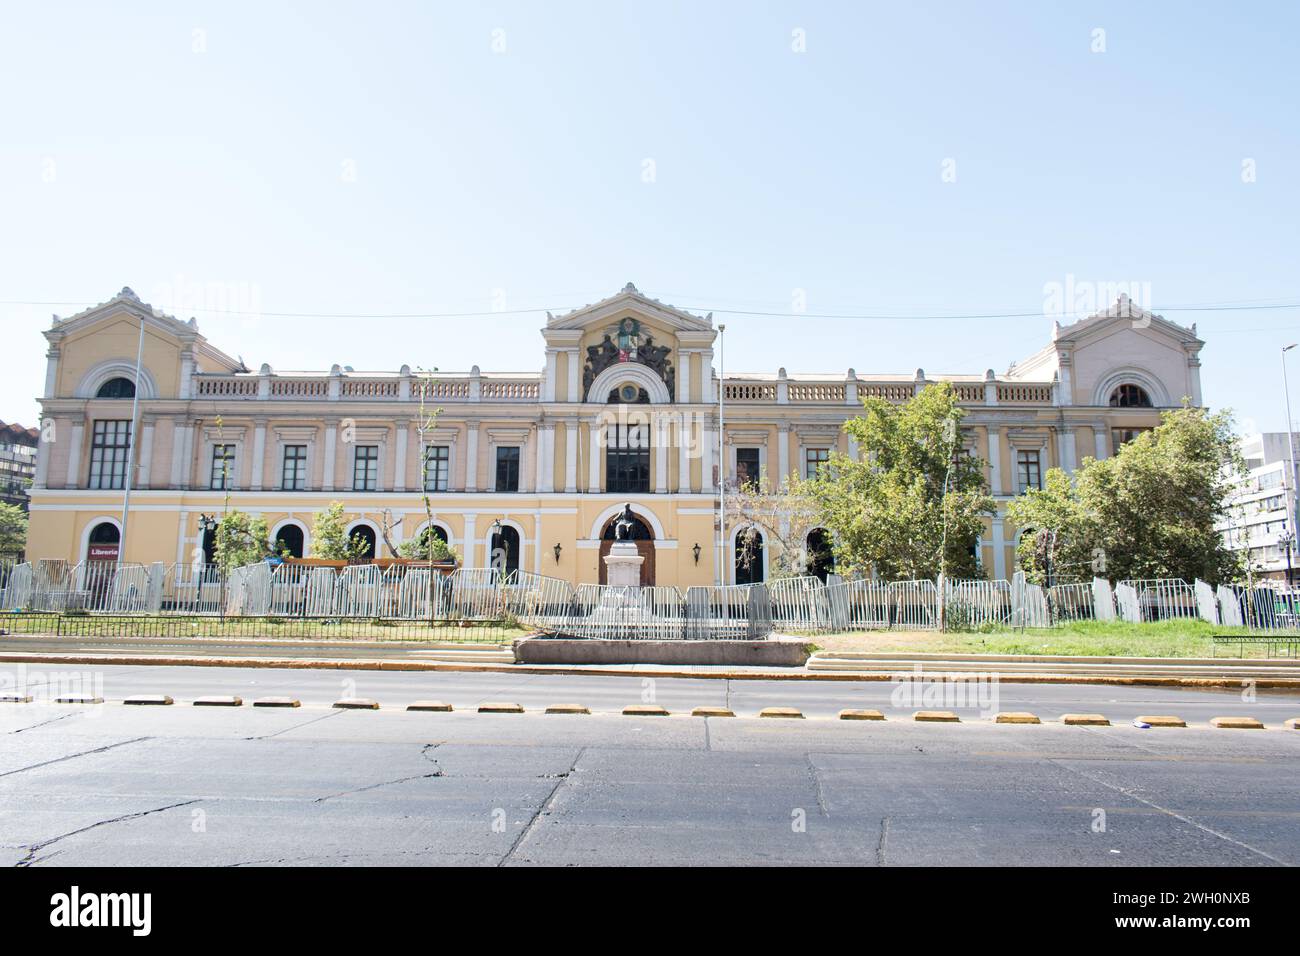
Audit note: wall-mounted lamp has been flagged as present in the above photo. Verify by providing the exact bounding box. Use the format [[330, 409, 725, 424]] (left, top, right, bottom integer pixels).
[[553, 543, 563, 564], [692, 542, 701, 565], [197, 514, 217, 534]]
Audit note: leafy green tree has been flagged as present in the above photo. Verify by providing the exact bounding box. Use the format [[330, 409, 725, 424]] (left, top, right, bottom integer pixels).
[[214, 510, 274, 572], [0, 503, 28, 558], [810, 382, 994, 580], [726, 468, 823, 580], [397, 528, 460, 563], [1008, 404, 1243, 584], [309, 501, 370, 562]]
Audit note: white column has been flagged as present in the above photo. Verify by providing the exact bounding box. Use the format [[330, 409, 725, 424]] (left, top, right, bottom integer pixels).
[[538, 423, 555, 493], [991, 516, 1007, 579], [168, 423, 187, 488], [44, 349, 59, 399], [588, 422, 602, 492], [701, 424, 715, 492], [846, 435, 859, 461], [65, 421, 84, 488], [679, 350, 692, 403], [180, 422, 196, 489], [567, 349, 580, 403], [465, 422, 479, 491], [777, 427, 790, 487], [394, 425, 408, 493], [678, 418, 692, 492], [699, 349, 713, 404], [34, 423, 51, 490], [251, 421, 267, 491], [543, 350, 558, 402], [1059, 426, 1077, 473], [1094, 425, 1109, 461], [462, 514, 477, 569], [654, 414, 668, 494], [564, 421, 578, 493], [137, 420, 155, 489], [987, 428, 1002, 496], [323, 422, 338, 491]]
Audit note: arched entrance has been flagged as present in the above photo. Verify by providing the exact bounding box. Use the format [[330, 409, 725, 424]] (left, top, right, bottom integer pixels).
[[599, 513, 655, 586], [275, 524, 305, 559], [488, 524, 521, 575], [734, 528, 765, 585], [349, 525, 377, 561], [87, 521, 121, 563], [807, 528, 835, 582]]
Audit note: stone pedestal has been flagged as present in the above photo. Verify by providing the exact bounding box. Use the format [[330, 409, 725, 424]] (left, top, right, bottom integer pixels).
[[603, 541, 644, 588]]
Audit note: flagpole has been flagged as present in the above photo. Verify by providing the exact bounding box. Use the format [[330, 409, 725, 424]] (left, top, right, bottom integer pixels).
[[117, 313, 146, 566]]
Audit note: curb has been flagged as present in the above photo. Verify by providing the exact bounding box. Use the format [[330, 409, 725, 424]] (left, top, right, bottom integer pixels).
[[478, 702, 524, 714], [759, 707, 804, 719], [7, 650, 1300, 689], [1062, 713, 1110, 726], [253, 697, 300, 708], [194, 695, 243, 707]]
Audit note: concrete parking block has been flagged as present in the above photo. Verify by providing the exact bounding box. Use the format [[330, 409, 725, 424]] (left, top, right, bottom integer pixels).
[[1286, 718, 1300, 730], [839, 709, 885, 720], [194, 696, 243, 707], [0, 694, 33, 703], [478, 702, 524, 714], [623, 705, 669, 716], [914, 710, 959, 722], [407, 701, 453, 712], [1137, 715, 1186, 728], [545, 704, 591, 715], [1062, 713, 1110, 726], [55, 695, 103, 704], [759, 707, 804, 719], [124, 695, 173, 706], [253, 697, 301, 708], [333, 698, 380, 710], [691, 706, 735, 717], [1209, 716, 1264, 729], [995, 712, 1041, 724]]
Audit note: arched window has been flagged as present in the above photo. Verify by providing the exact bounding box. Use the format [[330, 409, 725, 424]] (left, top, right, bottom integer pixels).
[[275, 524, 305, 559], [350, 525, 377, 561], [87, 521, 121, 562], [1109, 384, 1152, 408], [489, 525, 521, 575], [96, 377, 137, 399]]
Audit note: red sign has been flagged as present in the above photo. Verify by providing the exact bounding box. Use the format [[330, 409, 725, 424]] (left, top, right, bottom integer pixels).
[[88, 544, 119, 562]]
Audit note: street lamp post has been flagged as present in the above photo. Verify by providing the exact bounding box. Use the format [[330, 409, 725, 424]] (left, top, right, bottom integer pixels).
[[716, 323, 726, 586], [117, 313, 147, 566], [1282, 345, 1300, 584]]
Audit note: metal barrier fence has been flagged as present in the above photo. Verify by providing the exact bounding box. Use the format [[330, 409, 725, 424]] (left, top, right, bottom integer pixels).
[[4, 557, 1297, 638]]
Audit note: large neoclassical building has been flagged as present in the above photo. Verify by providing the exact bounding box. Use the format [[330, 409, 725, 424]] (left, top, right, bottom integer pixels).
[[27, 283, 1204, 586]]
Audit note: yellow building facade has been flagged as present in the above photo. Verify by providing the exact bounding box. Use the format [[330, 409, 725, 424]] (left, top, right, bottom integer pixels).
[[27, 284, 1205, 585]]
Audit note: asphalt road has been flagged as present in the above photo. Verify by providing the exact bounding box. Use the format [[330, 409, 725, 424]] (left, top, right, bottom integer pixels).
[[1, 665, 1298, 866]]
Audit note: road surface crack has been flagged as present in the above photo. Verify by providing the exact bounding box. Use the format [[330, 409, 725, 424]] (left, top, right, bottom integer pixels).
[[876, 816, 890, 866], [498, 747, 585, 867], [805, 754, 830, 818], [16, 799, 199, 867], [0, 736, 150, 779], [9, 712, 78, 734]]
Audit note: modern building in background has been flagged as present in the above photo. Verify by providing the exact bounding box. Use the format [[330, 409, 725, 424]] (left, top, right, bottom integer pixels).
[[26, 285, 1204, 585], [1221, 432, 1300, 582], [0, 421, 39, 510]]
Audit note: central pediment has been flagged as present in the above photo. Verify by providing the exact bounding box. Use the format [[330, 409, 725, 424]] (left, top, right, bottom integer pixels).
[[545, 283, 715, 334]]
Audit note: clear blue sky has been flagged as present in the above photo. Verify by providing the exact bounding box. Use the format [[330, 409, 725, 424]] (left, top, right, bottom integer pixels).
[[2, 1, 1297, 431]]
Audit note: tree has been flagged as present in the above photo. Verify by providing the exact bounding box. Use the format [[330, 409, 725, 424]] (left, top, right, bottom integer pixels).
[[214, 510, 274, 572], [1004, 467, 1098, 585], [310, 501, 370, 562], [726, 469, 823, 579], [1007, 404, 1243, 585], [397, 528, 460, 564], [0, 503, 28, 558], [809, 382, 994, 580]]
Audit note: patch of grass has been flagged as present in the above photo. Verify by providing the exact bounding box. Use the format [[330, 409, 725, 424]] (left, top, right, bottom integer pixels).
[[805, 618, 1288, 659]]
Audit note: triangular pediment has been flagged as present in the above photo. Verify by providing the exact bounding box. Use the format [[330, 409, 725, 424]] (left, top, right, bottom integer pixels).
[[545, 283, 714, 334], [1054, 295, 1204, 349]]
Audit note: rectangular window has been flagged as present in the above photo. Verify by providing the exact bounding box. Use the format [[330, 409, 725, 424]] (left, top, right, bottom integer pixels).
[[353, 445, 379, 491], [281, 444, 307, 491], [735, 447, 761, 489], [88, 420, 131, 490], [1111, 427, 1149, 455], [606, 424, 650, 493], [804, 447, 830, 479], [495, 446, 520, 493], [1016, 449, 1042, 493], [424, 445, 449, 492], [210, 444, 236, 491]]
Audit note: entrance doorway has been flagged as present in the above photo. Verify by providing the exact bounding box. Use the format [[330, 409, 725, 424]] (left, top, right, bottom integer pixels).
[[488, 525, 521, 575], [598, 512, 655, 586], [806, 528, 835, 582], [87, 522, 120, 563], [734, 528, 765, 585]]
